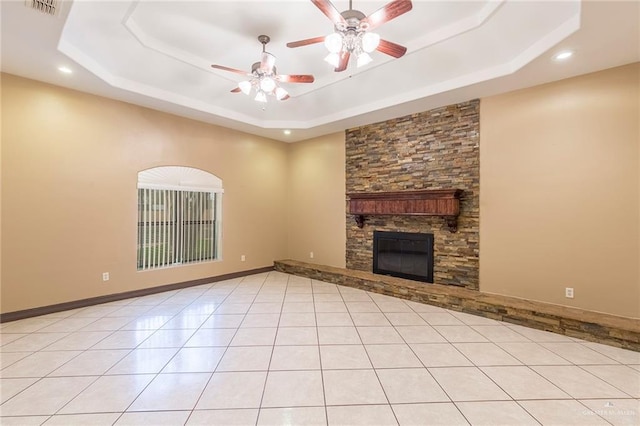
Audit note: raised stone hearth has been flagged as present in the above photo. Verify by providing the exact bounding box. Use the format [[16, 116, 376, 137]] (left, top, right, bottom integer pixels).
[[275, 260, 639, 351]]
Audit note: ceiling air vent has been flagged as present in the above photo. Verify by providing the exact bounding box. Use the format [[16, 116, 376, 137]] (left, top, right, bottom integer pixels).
[[25, 0, 59, 16]]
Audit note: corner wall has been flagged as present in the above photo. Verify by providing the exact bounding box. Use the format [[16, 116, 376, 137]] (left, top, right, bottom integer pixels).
[[286, 133, 346, 268], [1, 74, 288, 313], [480, 63, 639, 318]]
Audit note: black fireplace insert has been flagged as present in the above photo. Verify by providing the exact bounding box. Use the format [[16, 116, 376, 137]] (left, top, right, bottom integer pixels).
[[373, 231, 434, 283]]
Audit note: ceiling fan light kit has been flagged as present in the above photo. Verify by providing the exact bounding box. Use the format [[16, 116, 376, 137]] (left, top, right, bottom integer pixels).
[[323, 26, 380, 68], [211, 35, 314, 103], [288, 0, 412, 72]]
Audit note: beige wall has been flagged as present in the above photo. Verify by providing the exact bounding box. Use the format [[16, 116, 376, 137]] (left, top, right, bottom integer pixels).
[[0, 74, 3, 297], [480, 63, 639, 317], [287, 133, 346, 268], [3, 63, 638, 318], [1, 74, 288, 313]]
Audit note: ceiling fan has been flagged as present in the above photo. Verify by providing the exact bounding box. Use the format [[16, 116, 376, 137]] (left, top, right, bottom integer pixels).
[[211, 35, 315, 102], [287, 0, 412, 72]]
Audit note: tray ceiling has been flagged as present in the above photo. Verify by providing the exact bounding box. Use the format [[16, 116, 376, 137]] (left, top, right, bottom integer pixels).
[[1, 1, 638, 142]]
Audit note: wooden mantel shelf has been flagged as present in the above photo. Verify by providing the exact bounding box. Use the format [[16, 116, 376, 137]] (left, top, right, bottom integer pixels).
[[347, 189, 463, 232]]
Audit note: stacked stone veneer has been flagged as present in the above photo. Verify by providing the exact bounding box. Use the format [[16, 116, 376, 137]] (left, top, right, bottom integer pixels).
[[346, 100, 480, 289]]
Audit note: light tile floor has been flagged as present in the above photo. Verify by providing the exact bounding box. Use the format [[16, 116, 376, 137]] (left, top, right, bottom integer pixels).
[[1, 271, 639, 425]]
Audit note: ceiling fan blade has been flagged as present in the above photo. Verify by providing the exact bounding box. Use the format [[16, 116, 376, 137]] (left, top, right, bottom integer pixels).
[[376, 39, 407, 58], [335, 51, 350, 72], [211, 64, 250, 76], [363, 0, 413, 30], [287, 36, 326, 48], [230, 87, 242, 93], [260, 52, 276, 72], [278, 74, 315, 83], [311, 0, 346, 25]]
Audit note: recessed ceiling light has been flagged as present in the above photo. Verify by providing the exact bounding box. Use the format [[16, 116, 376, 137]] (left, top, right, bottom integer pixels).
[[553, 51, 573, 61], [283, 130, 291, 135], [58, 66, 73, 74]]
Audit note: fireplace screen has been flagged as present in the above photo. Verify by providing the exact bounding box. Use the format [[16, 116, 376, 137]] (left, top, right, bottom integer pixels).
[[373, 231, 434, 283]]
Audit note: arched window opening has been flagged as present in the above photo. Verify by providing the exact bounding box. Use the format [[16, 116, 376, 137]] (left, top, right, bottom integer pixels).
[[136, 166, 223, 270]]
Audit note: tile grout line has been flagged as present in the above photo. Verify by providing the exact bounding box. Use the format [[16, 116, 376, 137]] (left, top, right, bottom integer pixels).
[[314, 277, 331, 426], [183, 275, 263, 424], [345, 291, 400, 425], [378, 296, 468, 424], [255, 273, 287, 424]]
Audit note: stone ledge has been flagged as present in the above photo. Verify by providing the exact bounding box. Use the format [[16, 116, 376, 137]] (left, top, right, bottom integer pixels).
[[274, 259, 639, 351]]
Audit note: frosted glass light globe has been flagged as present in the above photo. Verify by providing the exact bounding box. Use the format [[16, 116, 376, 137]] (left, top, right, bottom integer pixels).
[[324, 52, 341, 67], [254, 91, 267, 102], [275, 87, 288, 100], [357, 52, 372, 67], [238, 81, 252, 95], [324, 33, 343, 53], [362, 32, 380, 53], [260, 77, 276, 93]]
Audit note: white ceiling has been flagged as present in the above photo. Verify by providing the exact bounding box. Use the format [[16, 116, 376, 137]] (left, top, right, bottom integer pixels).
[[1, 0, 638, 142]]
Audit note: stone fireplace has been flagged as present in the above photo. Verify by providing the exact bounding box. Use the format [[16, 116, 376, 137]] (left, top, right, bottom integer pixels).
[[345, 100, 479, 289]]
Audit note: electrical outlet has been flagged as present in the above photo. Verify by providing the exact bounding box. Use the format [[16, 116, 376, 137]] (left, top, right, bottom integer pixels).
[[565, 287, 574, 299], [310, 251, 314, 259], [241, 255, 246, 262], [102, 272, 110, 281]]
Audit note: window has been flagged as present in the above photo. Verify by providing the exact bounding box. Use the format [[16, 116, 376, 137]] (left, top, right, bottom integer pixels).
[[137, 167, 223, 270]]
